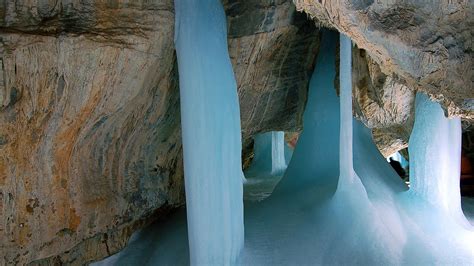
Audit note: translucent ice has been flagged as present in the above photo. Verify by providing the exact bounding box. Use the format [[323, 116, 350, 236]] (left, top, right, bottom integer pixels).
[[174, 0, 244, 264], [409, 93, 471, 228]]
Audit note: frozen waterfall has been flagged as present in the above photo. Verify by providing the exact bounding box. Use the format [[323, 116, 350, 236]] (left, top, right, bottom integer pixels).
[[174, 0, 244, 264]]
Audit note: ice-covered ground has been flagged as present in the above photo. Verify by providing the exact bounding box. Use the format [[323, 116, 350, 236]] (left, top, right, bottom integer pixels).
[[93, 31, 474, 266]]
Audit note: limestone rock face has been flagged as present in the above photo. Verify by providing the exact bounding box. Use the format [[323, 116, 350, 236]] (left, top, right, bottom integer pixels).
[[294, 0, 473, 119], [352, 47, 415, 157], [0, 1, 185, 264], [225, 0, 320, 152], [0, 0, 318, 264]]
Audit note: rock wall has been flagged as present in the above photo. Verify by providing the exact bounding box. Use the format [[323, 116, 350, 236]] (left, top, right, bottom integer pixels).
[[0, 0, 319, 264], [352, 47, 415, 157], [0, 1, 185, 264]]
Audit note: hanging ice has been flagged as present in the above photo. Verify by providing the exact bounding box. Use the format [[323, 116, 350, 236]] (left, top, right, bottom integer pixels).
[[244, 131, 288, 201], [174, 0, 244, 264]]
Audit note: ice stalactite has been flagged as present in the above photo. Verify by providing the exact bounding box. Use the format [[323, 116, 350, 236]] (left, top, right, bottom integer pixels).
[[244, 131, 288, 201], [409, 93, 471, 228], [174, 0, 244, 264]]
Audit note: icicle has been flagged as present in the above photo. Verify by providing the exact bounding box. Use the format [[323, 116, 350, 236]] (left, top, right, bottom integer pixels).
[[244, 131, 287, 201], [409, 92, 470, 228], [174, 0, 244, 264]]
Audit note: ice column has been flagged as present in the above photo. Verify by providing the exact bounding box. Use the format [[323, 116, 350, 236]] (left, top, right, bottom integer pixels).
[[338, 33, 356, 189], [409, 93, 469, 227], [174, 0, 244, 264], [243, 132, 287, 201], [251, 132, 287, 175]]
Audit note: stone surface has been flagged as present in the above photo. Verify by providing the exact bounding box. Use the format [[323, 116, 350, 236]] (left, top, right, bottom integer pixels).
[[352, 46, 415, 157], [226, 0, 320, 138], [294, 0, 474, 119], [0, 0, 319, 264], [0, 2, 185, 263]]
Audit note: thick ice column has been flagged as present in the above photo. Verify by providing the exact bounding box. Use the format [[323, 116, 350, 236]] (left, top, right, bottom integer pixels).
[[409, 93, 469, 227], [338, 33, 355, 188], [174, 0, 244, 264]]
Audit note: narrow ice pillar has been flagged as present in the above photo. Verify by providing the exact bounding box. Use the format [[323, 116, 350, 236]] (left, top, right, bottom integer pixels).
[[174, 0, 244, 264], [409, 93, 469, 227], [252, 132, 286, 175], [338, 34, 355, 185]]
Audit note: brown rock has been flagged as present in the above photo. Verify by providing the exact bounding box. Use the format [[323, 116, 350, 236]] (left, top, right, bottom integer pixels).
[[352, 46, 415, 156], [0, 0, 318, 264]]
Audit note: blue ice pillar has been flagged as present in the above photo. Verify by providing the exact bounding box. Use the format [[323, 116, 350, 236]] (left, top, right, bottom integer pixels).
[[338, 33, 356, 189], [409, 93, 470, 227], [244, 132, 287, 200], [174, 0, 244, 264], [249, 132, 287, 176]]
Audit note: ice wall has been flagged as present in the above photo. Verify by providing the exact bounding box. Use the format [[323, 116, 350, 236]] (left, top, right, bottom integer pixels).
[[174, 0, 244, 264], [409, 93, 471, 228]]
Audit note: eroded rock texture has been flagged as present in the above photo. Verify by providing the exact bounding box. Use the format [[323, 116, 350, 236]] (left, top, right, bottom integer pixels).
[[294, 0, 473, 119], [0, 0, 319, 264], [225, 0, 320, 159], [352, 47, 415, 157], [0, 1, 185, 264]]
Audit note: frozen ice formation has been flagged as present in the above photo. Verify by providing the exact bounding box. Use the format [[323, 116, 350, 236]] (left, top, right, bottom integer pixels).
[[243, 131, 289, 201], [174, 0, 244, 264], [94, 29, 474, 266], [409, 93, 471, 229]]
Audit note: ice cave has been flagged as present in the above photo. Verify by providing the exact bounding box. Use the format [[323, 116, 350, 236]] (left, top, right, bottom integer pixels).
[[90, 1, 474, 265], [0, 0, 473, 265]]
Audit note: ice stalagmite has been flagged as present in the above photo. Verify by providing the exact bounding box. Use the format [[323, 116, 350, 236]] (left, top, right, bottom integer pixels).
[[409, 93, 471, 228], [174, 0, 244, 264]]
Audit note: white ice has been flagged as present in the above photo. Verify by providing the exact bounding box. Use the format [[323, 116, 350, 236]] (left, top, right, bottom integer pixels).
[[93, 31, 474, 266], [174, 0, 244, 264]]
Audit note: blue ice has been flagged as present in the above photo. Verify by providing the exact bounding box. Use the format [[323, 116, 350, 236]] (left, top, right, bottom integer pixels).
[[243, 131, 289, 201], [174, 0, 244, 264]]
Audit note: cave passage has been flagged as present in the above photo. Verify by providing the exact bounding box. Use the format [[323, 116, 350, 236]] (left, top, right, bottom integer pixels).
[[243, 131, 289, 201], [94, 11, 474, 266]]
